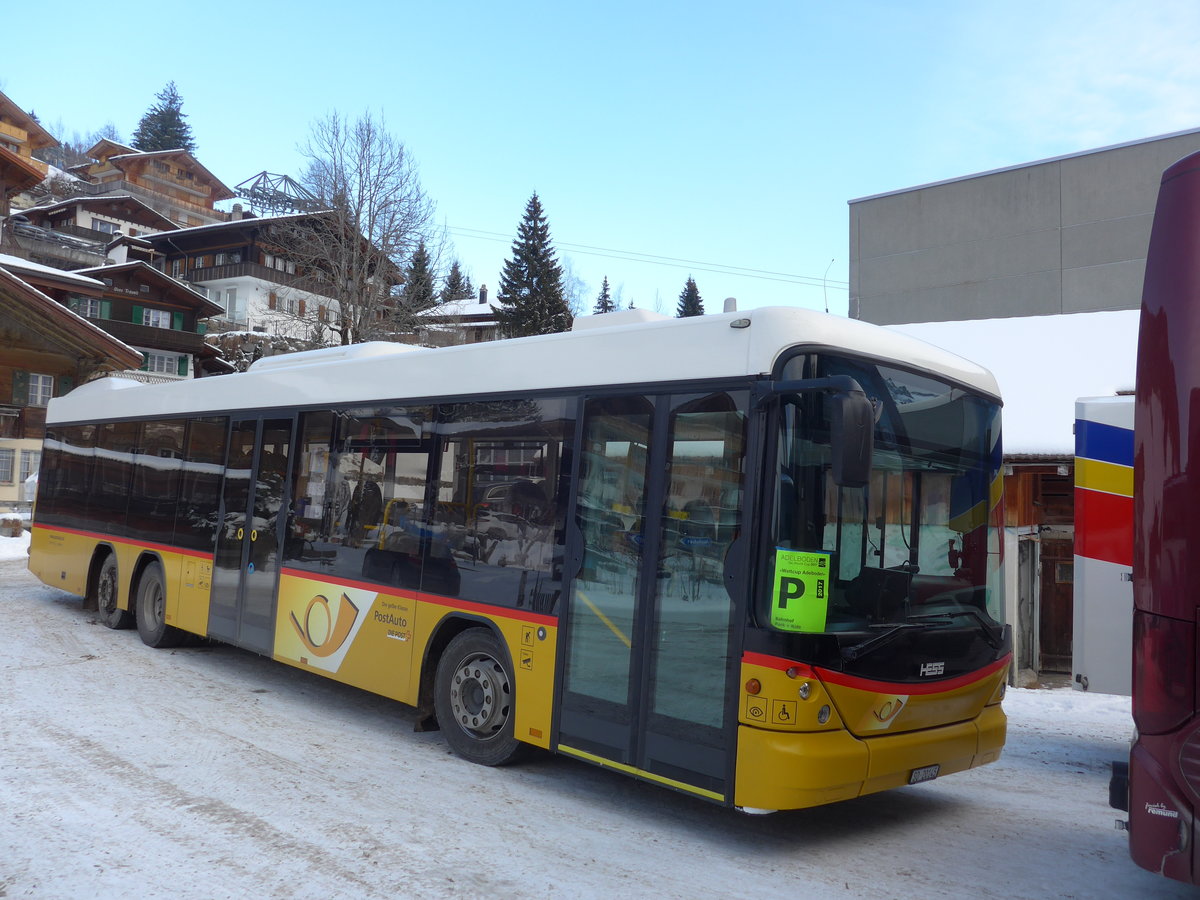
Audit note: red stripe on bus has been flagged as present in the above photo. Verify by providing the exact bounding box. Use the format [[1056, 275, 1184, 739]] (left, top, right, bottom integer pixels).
[[279, 567, 558, 627], [32, 524, 213, 561], [741, 651, 816, 677], [815, 654, 1011, 695], [1075, 489, 1133, 567]]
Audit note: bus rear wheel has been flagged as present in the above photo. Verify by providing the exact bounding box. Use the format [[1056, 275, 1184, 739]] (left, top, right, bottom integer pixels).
[[135, 561, 184, 649], [94, 555, 132, 630], [434, 628, 529, 766]]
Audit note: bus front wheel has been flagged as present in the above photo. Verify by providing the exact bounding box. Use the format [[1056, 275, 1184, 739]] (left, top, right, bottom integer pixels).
[[94, 555, 132, 630], [135, 561, 184, 649], [434, 628, 529, 766]]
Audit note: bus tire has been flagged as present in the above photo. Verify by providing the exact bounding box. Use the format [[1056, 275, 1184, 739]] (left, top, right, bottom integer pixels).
[[434, 628, 529, 766], [135, 561, 184, 649], [94, 554, 132, 630]]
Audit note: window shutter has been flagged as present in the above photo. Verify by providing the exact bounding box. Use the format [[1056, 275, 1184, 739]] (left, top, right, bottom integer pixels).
[[100, 300, 112, 319], [197, 321, 208, 336], [12, 370, 29, 405], [268, 292, 277, 310], [132, 305, 144, 325], [298, 299, 306, 317], [68, 296, 80, 313], [177, 355, 189, 377], [173, 312, 184, 330], [318, 305, 327, 323], [56, 375, 74, 396], [139, 354, 149, 372]]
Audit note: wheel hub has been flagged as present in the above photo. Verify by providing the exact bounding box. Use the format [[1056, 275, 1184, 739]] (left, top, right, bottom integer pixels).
[[449, 652, 510, 739]]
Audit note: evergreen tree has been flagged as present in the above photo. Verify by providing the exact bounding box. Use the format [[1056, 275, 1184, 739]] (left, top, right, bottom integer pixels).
[[676, 277, 704, 317], [131, 82, 197, 153], [399, 240, 436, 311], [493, 193, 573, 337], [440, 260, 475, 303], [593, 276, 615, 314]]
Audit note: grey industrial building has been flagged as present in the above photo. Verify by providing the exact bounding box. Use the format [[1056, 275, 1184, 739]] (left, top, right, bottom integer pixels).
[[849, 127, 1200, 326]]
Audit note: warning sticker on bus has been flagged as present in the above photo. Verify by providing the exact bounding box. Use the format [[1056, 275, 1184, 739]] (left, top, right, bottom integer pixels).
[[770, 549, 831, 633]]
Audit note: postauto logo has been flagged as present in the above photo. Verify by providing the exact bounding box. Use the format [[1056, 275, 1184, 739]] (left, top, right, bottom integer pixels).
[[290, 592, 361, 658]]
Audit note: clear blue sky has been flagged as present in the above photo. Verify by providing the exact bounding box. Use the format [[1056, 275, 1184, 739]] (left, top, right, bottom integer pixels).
[[4, 0, 1199, 317]]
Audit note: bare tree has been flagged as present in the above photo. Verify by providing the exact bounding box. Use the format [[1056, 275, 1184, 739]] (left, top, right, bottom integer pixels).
[[268, 111, 438, 345]]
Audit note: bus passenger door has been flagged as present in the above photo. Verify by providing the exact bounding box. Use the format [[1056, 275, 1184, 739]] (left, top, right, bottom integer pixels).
[[557, 392, 745, 802], [209, 416, 295, 654]]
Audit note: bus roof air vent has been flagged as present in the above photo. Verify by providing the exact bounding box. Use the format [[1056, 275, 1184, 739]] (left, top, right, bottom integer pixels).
[[247, 342, 419, 373], [571, 309, 671, 332]]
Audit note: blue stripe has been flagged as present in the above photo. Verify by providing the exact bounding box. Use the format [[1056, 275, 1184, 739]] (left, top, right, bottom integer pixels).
[[1075, 419, 1134, 467]]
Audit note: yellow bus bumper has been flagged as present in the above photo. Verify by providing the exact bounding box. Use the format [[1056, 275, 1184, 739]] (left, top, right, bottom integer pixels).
[[733, 703, 1006, 811]]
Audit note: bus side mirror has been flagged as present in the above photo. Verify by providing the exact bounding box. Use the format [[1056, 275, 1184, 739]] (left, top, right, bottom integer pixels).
[[831, 391, 874, 488]]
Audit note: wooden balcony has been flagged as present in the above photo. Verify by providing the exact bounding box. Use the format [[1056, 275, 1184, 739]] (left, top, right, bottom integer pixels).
[[72, 180, 224, 224], [96, 319, 206, 355], [187, 262, 336, 300]]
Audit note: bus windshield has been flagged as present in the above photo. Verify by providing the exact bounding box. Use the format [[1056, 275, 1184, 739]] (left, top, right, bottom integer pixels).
[[768, 355, 1004, 636]]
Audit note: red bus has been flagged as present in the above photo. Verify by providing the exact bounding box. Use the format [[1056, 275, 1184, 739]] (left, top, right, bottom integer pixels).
[[1112, 148, 1200, 882]]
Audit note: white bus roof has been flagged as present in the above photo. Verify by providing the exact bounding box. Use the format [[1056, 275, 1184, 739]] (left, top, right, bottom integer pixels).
[[47, 307, 1000, 425]]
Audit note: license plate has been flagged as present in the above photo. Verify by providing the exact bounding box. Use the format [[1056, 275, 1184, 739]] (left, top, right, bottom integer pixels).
[[909, 764, 940, 785]]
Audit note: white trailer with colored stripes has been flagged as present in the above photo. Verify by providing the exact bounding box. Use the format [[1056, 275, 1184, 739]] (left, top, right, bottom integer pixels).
[[1072, 395, 1134, 695]]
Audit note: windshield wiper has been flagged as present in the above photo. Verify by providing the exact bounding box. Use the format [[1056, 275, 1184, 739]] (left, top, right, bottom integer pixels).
[[841, 608, 1003, 662], [840, 623, 927, 662], [907, 610, 1004, 650]]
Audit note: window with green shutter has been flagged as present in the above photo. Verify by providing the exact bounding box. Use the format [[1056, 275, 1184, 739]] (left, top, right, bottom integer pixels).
[[12, 370, 29, 405]]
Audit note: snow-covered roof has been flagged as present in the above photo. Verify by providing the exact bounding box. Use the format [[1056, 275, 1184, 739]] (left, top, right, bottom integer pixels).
[[0, 254, 106, 289], [419, 297, 492, 318], [889, 310, 1139, 457], [139, 210, 324, 241], [19, 194, 178, 230]]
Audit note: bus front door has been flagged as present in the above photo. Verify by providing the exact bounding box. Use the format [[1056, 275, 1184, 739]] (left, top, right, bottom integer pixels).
[[558, 392, 744, 803], [209, 416, 295, 654]]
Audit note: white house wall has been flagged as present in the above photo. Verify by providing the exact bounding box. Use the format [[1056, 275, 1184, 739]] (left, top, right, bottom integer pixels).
[[195, 273, 338, 342]]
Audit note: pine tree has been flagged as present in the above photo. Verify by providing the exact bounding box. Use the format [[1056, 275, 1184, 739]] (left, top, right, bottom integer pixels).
[[131, 82, 197, 153], [493, 193, 573, 337], [440, 260, 475, 303], [399, 240, 436, 311], [676, 277, 704, 317], [593, 276, 615, 314]]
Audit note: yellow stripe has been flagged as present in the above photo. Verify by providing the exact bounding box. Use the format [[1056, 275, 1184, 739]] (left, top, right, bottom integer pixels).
[[949, 500, 986, 534], [575, 589, 632, 649], [557, 744, 724, 801], [1075, 457, 1133, 498]]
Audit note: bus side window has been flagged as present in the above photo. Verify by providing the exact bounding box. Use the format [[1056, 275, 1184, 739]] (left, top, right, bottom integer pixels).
[[173, 417, 228, 552], [433, 397, 572, 613]]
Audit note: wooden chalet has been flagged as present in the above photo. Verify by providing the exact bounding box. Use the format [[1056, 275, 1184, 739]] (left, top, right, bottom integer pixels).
[[0, 90, 54, 217], [139, 211, 399, 334], [69, 139, 235, 228], [72, 261, 225, 379], [0, 265, 141, 505], [21, 194, 178, 241], [415, 288, 499, 345]]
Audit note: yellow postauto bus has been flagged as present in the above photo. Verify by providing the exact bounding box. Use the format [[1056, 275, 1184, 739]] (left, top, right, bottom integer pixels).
[[29, 306, 1010, 811]]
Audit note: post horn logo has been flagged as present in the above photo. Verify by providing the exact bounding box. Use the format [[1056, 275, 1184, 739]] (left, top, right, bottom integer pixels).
[[872, 696, 907, 725], [290, 593, 360, 658]]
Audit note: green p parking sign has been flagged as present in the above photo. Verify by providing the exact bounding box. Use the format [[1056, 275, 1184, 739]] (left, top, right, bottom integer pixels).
[[770, 549, 832, 632]]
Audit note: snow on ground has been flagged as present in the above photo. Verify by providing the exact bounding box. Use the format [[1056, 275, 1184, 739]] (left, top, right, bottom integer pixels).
[[0, 530, 31, 562], [0, 554, 1190, 900]]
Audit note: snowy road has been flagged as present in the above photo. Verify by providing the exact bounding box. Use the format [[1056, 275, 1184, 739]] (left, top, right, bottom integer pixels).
[[0, 553, 1189, 899]]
